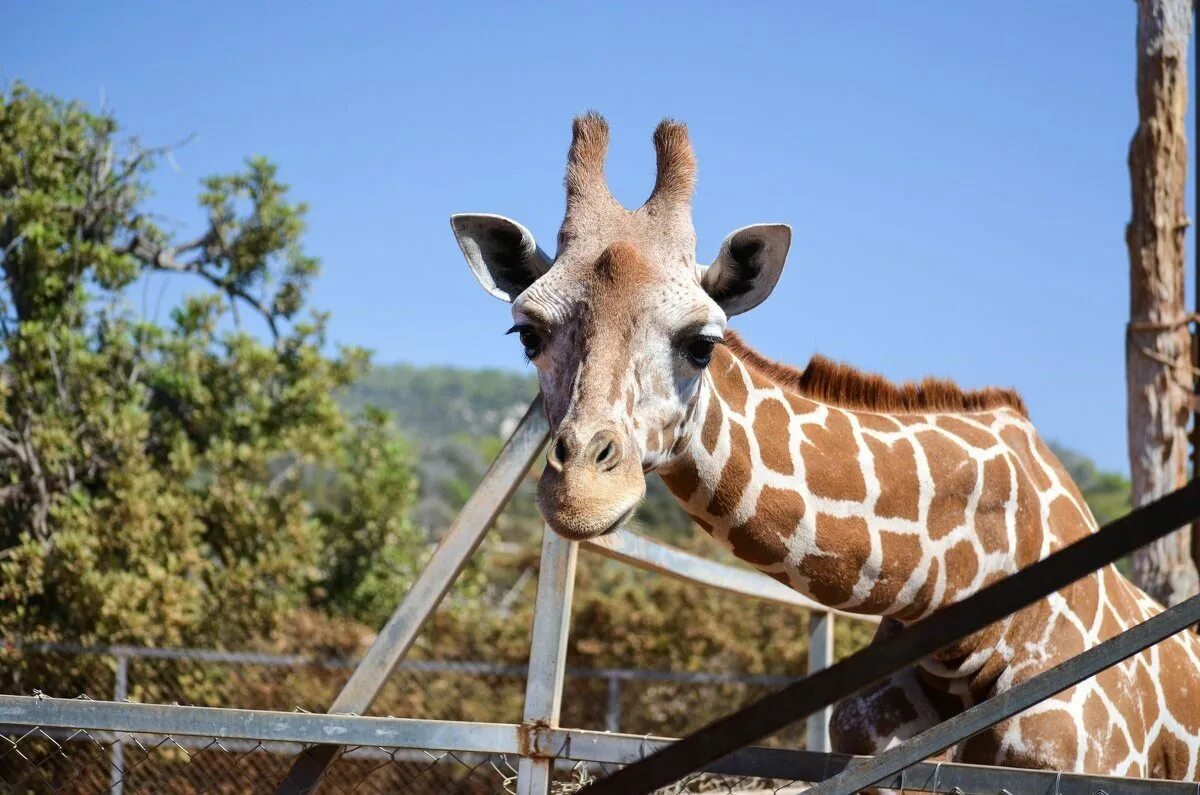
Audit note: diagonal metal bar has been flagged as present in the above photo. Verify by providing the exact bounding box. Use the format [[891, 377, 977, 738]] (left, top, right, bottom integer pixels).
[[809, 590, 1200, 794], [538, 727, 1199, 793], [584, 528, 877, 621], [583, 478, 1200, 794], [275, 396, 548, 793]]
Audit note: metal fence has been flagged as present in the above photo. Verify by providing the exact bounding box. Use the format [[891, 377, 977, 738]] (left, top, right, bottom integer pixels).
[[3, 397, 1197, 794], [0, 697, 824, 793], [0, 639, 816, 742]]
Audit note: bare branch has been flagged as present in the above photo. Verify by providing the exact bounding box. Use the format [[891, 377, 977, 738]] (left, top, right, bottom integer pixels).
[[120, 235, 281, 341]]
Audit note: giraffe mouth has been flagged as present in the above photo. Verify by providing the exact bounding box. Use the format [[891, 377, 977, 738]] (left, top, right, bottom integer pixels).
[[536, 463, 646, 541], [543, 503, 637, 540], [602, 504, 638, 535]]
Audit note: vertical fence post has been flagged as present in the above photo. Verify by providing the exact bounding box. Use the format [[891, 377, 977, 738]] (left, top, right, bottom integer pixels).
[[516, 525, 578, 795], [806, 610, 834, 753], [109, 652, 128, 795], [604, 675, 621, 733]]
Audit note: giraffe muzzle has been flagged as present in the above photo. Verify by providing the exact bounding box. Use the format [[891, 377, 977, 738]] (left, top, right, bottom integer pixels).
[[538, 425, 645, 540]]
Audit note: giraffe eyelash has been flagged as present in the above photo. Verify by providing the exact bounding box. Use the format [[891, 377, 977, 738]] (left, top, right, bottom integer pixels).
[[681, 334, 722, 368], [507, 323, 545, 360]]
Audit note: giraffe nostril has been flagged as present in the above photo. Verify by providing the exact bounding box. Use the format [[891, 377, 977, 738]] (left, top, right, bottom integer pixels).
[[596, 441, 615, 465], [587, 431, 622, 472], [547, 434, 573, 472]]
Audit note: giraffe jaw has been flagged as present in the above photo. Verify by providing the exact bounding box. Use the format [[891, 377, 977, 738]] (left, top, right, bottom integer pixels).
[[536, 465, 645, 540]]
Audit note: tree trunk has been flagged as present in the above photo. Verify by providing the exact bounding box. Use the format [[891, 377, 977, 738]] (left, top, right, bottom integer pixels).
[[1126, 0, 1196, 607]]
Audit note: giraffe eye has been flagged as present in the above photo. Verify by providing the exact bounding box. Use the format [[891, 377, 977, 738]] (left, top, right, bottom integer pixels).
[[507, 324, 544, 359], [683, 336, 719, 368]]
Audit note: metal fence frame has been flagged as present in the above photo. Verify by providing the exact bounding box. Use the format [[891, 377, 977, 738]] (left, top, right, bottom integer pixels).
[[266, 396, 878, 793], [4, 694, 1199, 794], [2, 639, 824, 735], [2, 396, 1198, 794]]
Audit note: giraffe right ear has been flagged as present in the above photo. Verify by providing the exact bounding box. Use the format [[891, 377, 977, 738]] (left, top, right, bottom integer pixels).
[[701, 224, 791, 316], [451, 214, 553, 302]]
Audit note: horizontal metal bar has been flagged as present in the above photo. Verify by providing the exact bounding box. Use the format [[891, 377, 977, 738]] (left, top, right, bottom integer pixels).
[[585, 477, 1200, 794], [1, 725, 401, 762], [541, 728, 1198, 794], [0, 696, 519, 755], [584, 529, 878, 622], [811, 589, 1200, 794], [3, 699, 1192, 793]]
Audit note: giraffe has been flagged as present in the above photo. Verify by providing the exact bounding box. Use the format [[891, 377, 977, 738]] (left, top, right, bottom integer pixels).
[[451, 113, 1200, 780]]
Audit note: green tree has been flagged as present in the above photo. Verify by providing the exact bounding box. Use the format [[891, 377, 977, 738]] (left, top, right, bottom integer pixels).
[[0, 84, 420, 648]]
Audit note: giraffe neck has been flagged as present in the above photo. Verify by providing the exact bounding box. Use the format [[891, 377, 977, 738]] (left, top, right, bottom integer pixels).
[[658, 341, 1087, 626], [656, 341, 1200, 777]]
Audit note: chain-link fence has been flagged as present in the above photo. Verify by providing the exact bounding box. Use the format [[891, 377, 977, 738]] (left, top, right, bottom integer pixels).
[[0, 642, 805, 742], [0, 708, 813, 794], [0, 643, 812, 793], [1, 722, 522, 794], [7, 643, 1188, 794]]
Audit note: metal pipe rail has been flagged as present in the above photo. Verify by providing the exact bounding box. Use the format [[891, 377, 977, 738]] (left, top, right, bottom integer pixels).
[[3, 695, 1197, 794], [584, 478, 1200, 794], [583, 528, 879, 622]]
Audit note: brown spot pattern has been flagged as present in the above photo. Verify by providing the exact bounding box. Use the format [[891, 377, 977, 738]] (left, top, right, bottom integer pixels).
[[701, 394, 722, 453], [1001, 426, 1053, 491], [918, 430, 976, 540], [858, 412, 903, 433], [865, 435, 920, 521], [660, 456, 700, 503], [943, 539, 979, 600], [936, 416, 998, 449], [753, 399, 793, 474], [799, 514, 870, 606], [864, 531, 923, 613], [728, 485, 799, 566], [801, 411, 867, 502], [976, 455, 1012, 555], [705, 422, 750, 518], [711, 347, 748, 414]]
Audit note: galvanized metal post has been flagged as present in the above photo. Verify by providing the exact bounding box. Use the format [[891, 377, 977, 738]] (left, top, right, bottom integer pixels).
[[604, 675, 621, 733], [108, 652, 128, 795], [516, 525, 578, 795], [276, 397, 548, 793], [806, 609, 834, 753]]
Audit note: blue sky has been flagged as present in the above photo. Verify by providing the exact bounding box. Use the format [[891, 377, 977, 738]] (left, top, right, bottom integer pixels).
[[5, 2, 1194, 473]]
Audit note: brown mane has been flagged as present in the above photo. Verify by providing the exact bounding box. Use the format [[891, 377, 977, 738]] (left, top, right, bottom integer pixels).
[[724, 331, 1028, 417]]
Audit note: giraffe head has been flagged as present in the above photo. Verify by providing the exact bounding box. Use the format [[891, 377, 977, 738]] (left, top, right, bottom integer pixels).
[[452, 114, 791, 539]]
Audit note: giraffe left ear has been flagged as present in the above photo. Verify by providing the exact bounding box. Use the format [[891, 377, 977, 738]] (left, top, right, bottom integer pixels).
[[701, 224, 791, 316]]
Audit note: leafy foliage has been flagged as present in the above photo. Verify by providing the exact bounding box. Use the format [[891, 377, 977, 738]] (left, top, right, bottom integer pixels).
[[0, 84, 421, 648]]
